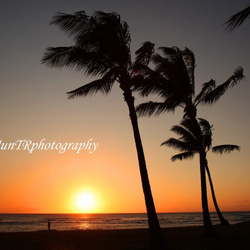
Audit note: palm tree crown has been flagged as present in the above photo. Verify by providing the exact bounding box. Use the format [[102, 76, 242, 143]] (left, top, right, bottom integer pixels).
[[42, 11, 155, 96], [42, 11, 130, 93], [225, 4, 250, 31], [135, 47, 244, 118], [162, 117, 240, 162]]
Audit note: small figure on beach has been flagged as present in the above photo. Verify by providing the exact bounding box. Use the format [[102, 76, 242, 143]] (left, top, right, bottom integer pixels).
[[48, 220, 51, 231]]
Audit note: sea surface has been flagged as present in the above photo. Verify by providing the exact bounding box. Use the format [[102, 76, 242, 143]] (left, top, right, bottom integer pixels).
[[0, 212, 249, 232]]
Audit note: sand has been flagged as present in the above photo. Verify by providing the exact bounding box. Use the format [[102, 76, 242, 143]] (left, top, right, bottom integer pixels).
[[0, 221, 249, 249]]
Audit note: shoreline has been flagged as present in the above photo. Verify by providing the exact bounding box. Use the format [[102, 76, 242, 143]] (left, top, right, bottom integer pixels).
[[0, 221, 249, 249]]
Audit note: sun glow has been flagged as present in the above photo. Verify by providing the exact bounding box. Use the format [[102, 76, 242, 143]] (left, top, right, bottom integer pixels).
[[74, 191, 97, 213]]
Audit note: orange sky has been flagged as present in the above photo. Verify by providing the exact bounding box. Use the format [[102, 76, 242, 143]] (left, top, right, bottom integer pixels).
[[1, 101, 249, 214], [0, 1, 249, 214]]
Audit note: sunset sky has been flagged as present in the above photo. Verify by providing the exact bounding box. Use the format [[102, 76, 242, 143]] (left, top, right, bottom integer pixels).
[[0, 0, 249, 214]]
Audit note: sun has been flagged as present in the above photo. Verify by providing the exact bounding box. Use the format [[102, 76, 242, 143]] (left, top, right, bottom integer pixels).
[[74, 191, 97, 213]]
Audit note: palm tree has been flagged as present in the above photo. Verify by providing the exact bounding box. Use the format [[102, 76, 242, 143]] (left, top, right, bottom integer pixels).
[[41, 11, 165, 249], [162, 117, 240, 225], [225, 4, 250, 31], [134, 46, 244, 235]]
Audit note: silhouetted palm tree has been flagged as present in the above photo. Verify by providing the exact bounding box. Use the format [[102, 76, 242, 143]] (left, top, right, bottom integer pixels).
[[162, 117, 240, 225], [225, 4, 250, 31], [135, 46, 244, 235], [41, 11, 165, 249]]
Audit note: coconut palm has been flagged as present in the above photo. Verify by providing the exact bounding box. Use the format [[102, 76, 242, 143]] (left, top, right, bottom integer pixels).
[[41, 11, 165, 249], [134, 47, 244, 120], [225, 4, 250, 31], [134, 46, 244, 235], [162, 117, 240, 225]]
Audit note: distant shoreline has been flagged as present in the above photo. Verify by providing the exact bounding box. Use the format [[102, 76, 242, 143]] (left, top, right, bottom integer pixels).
[[0, 210, 249, 215], [0, 221, 249, 249]]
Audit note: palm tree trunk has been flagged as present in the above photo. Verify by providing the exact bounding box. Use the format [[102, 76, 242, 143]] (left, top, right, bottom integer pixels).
[[188, 113, 217, 236], [199, 151, 217, 236], [205, 163, 230, 225], [123, 89, 166, 249]]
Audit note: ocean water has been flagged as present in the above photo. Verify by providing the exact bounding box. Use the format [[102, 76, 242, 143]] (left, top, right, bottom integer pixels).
[[0, 212, 249, 232]]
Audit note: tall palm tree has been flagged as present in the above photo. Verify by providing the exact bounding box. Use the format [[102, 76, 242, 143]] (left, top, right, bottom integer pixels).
[[41, 11, 165, 249], [134, 46, 244, 235], [162, 117, 240, 225], [225, 4, 250, 31]]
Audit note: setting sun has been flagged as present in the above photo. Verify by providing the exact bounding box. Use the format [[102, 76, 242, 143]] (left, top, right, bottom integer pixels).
[[74, 191, 97, 213]]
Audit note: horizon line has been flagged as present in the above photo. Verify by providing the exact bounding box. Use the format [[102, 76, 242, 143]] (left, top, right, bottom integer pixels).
[[1, 210, 249, 215]]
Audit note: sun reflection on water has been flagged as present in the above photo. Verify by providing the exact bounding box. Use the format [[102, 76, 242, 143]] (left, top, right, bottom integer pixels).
[[79, 222, 90, 230]]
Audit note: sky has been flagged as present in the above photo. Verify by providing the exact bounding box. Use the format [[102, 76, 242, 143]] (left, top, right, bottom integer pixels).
[[0, 0, 249, 214]]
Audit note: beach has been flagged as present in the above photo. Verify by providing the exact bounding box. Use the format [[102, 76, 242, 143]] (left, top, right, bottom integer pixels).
[[0, 221, 249, 249]]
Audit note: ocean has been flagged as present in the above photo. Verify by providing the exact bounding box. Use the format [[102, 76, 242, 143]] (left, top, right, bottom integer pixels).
[[0, 212, 249, 232]]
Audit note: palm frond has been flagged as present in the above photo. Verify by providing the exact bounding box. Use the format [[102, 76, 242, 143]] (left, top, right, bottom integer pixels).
[[152, 53, 172, 73], [135, 46, 193, 104], [225, 4, 250, 31], [198, 118, 212, 134], [41, 46, 110, 76], [136, 101, 176, 117], [47, 11, 132, 72], [179, 118, 197, 135], [200, 67, 244, 105], [155, 47, 193, 99], [50, 11, 89, 38], [161, 138, 194, 152], [158, 46, 181, 61], [198, 118, 211, 128], [89, 11, 131, 64], [134, 74, 176, 99], [94, 11, 131, 47], [67, 70, 117, 98], [198, 118, 213, 150], [212, 144, 240, 154], [130, 65, 158, 94], [170, 125, 197, 147], [134, 41, 155, 66], [41, 46, 77, 67], [194, 79, 216, 105], [51, 11, 131, 50], [171, 152, 196, 162]]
